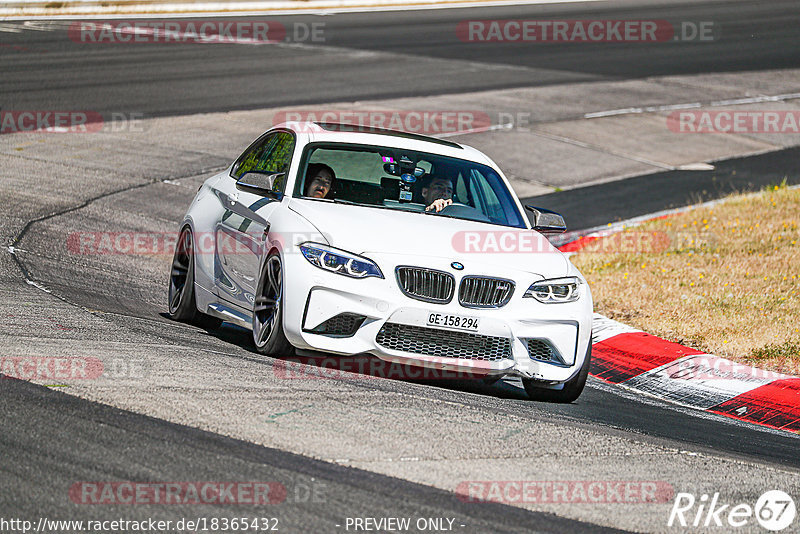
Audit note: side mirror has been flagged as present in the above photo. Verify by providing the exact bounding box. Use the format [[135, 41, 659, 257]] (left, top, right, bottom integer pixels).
[[236, 171, 285, 198], [525, 205, 567, 234]]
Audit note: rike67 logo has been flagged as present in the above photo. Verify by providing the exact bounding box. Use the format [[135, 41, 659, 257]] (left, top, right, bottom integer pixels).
[[669, 490, 796, 531]]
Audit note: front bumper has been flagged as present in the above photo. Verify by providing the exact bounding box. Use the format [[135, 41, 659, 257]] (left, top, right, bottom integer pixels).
[[281, 251, 593, 383]]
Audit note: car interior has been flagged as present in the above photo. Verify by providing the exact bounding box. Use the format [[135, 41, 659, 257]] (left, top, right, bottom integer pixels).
[[297, 146, 524, 227]]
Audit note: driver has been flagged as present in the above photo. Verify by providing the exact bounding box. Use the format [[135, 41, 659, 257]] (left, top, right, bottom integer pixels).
[[304, 163, 336, 199], [421, 175, 455, 212]]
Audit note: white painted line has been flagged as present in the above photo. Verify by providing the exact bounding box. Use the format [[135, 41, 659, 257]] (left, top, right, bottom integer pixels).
[[585, 104, 702, 119], [676, 162, 714, 171], [25, 279, 51, 293], [584, 92, 800, 120], [585, 103, 703, 119], [583, 107, 644, 119], [0, 23, 24, 32], [20, 20, 55, 30], [709, 92, 800, 106], [656, 102, 704, 112]]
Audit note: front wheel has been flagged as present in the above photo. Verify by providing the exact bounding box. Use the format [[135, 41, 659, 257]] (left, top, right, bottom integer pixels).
[[252, 253, 294, 357], [522, 341, 591, 403]]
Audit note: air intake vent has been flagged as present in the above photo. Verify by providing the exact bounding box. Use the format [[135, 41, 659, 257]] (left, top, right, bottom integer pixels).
[[527, 339, 566, 366], [376, 323, 512, 362], [396, 267, 455, 304], [458, 276, 514, 308], [307, 313, 366, 338]]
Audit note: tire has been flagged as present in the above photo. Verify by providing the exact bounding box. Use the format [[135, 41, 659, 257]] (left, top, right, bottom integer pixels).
[[252, 252, 294, 357], [522, 341, 591, 403], [168, 226, 222, 330]]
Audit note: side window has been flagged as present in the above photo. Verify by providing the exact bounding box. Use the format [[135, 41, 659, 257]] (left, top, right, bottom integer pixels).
[[470, 171, 504, 221], [232, 132, 295, 193], [455, 172, 469, 205]]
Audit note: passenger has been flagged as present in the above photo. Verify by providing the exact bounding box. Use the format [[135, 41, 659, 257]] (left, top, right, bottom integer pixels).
[[304, 163, 336, 199], [421, 175, 455, 212]]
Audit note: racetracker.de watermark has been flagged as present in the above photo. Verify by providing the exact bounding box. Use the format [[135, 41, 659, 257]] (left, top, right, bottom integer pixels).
[[659, 355, 796, 382], [67, 231, 330, 255], [274, 356, 494, 380], [452, 230, 673, 254], [667, 110, 800, 133], [456, 480, 675, 504], [1, 357, 152, 381], [69, 229, 696, 256], [273, 110, 492, 135], [69, 482, 287, 505], [456, 20, 716, 42], [0, 111, 146, 134], [0, 357, 103, 380], [67, 20, 323, 44]]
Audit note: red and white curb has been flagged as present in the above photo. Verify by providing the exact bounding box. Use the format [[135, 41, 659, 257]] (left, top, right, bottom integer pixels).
[[556, 195, 800, 434], [591, 315, 799, 430], [589, 314, 800, 433]]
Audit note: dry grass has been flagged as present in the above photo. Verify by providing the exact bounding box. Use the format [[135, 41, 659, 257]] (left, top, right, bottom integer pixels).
[[571, 182, 800, 374]]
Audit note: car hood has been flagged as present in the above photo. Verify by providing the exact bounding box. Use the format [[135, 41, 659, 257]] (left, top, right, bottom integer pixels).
[[288, 199, 569, 278]]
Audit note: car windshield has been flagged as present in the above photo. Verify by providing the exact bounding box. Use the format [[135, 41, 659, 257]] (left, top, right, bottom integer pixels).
[[295, 143, 526, 228]]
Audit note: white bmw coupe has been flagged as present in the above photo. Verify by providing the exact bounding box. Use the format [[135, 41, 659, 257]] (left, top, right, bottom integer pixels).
[[168, 122, 593, 402]]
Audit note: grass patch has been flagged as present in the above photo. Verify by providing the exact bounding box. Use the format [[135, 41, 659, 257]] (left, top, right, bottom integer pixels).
[[571, 183, 800, 374]]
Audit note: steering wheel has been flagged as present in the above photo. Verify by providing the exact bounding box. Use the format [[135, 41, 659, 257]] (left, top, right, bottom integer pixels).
[[437, 202, 491, 222], [426, 201, 467, 213]]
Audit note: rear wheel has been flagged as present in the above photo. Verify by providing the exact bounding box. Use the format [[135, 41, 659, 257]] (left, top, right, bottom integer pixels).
[[167, 226, 222, 329], [523, 341, 591, 403], [252, 253, 294, 356]]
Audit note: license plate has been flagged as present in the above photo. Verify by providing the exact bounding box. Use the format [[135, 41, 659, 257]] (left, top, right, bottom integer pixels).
[[426, 313, 479, 331]]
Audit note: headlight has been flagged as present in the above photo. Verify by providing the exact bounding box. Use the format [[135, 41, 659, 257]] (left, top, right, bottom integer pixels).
[[524, 276, 581, 303], [299, 243, 383, 279]]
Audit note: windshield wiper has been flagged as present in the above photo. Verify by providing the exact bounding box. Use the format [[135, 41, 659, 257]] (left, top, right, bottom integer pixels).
[[424, 210, 461, 220]]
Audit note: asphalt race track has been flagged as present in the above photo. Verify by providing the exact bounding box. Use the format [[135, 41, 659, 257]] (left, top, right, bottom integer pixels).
[[1, 376, 625, 533], [2, 1, 800, 532], [1, 0, 799, 116], [522, 147, 800, 230]]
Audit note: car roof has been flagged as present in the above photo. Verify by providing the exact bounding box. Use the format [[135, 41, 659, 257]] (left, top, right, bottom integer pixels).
[[314, 122, 464, 149], [274, 121, 492, 165]]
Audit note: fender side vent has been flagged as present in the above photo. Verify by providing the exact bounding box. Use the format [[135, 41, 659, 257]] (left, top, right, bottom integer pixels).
[[307, 313, 366, 338], [527, 339, 567, 366]]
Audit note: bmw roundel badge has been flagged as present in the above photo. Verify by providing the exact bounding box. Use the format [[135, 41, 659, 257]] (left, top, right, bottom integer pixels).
[[451, 262, 464, 270]]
